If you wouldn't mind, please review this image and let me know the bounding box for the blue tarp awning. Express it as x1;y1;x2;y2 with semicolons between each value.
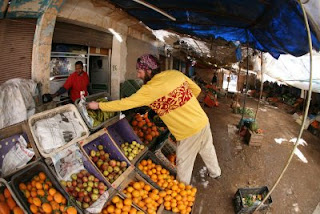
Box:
108;0;320;58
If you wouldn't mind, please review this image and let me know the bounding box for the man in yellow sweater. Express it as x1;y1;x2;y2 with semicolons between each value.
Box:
88;54;221;184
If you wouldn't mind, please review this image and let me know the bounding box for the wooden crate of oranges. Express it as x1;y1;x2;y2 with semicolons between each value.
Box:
118;171;165;214
136;152;196;214
11;161;80;214
100;192;145;214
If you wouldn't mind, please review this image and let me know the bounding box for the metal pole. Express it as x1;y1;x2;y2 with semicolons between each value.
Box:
254;52;264;121
253;0;314;212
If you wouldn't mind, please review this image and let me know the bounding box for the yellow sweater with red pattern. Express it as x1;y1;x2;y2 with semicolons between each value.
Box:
99;70;209;141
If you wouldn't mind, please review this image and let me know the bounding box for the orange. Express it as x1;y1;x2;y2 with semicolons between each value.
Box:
46;181;53;187
61;197;67;204
172;207;179;213
0;194;5;202
137;201;145;208
7;197;16;210
114;208;122;214
127;186;134;193
39;172;46;181
31;181;36;188
129;207;137;214
111;195;120;204
106;205;115;213
186;185;192;190
115;202;123;209
29;204;38;213
12;207;24;214
132;182;141;190
50;201;59;210
42;203;52;213
60;205;66;212
27;197;33;204
19;183;27;191
47;195;53;202
138;181;145;188
33;197;41;207
48;188;56;196
191;187;197;193
132;190;140;198
124;198;132;206
3;188;11;198
35;182;42;190
37;189;45;197
53;193;63;203
66;206;77;214
43;184;49;190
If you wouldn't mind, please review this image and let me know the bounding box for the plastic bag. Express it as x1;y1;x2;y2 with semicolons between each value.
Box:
78;91;94;127
0;78;37;129
34;111;85;154
1;135;35;176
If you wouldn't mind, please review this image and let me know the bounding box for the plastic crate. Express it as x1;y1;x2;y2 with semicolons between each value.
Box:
107;118;148;164
74;92;120;132
135;151;176;190
117;170;163;213
0;178;27;213
28;104;90;158
10;160;82;214
79;129;134;189
45;146;113;212
0;121;41;179
234;186;272;214
154;139;177;174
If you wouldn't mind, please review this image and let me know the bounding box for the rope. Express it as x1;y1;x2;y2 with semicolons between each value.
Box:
253;0;313;212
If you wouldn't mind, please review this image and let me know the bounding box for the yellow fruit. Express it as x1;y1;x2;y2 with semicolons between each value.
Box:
112;196;120;204
133;182;141;190
124;198;132;206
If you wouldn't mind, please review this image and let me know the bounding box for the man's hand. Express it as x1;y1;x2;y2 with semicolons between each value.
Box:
87;101;100;110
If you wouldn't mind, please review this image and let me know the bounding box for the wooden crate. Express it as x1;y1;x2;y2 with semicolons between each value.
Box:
28;104;90;158
245;130;263;147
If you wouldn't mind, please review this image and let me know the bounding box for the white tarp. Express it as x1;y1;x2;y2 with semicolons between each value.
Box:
263;51;320;93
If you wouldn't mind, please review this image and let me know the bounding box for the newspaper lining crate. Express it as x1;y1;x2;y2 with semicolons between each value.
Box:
0;178;27;213
28;104;90;158
0;121;41;178
154;139;177;174
79;129;134;189
135;151;177;191
45;145;113;212
74;92;120;132
10;160;82;214
107;118;148;164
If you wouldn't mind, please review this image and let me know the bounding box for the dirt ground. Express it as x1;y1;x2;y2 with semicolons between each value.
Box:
191;94;320;214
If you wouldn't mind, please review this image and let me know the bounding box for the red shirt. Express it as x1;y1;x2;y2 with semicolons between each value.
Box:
64;71;89;102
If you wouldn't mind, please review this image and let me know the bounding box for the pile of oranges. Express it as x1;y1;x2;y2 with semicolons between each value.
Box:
122;180;166;214
138;159;196;214
18;172;77;214
131;113;160;144
0;187;24;214
101;195;144;214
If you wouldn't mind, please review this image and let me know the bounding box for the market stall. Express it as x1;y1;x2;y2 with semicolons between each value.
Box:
0;102;194;214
